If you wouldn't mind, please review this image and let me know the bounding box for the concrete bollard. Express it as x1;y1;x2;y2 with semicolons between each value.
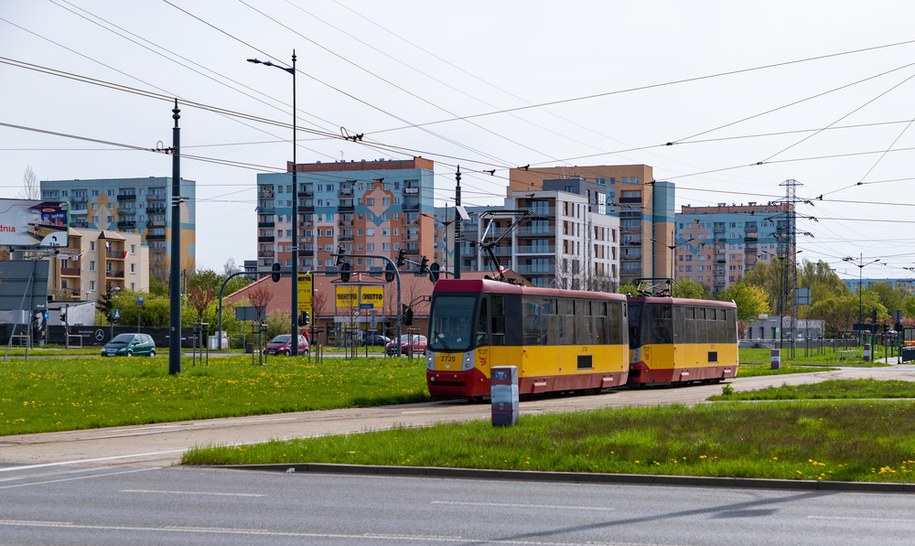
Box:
864;343;871;362
770;348;780;370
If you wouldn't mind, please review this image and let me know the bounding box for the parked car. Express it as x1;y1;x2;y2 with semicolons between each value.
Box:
363;333;391;347
101;333;156;357
264;334;309;356
385;334;427;356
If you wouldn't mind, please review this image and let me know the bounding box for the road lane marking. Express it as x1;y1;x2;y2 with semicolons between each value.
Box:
0;468;155;490
432;500;615;511
121;489;266;497
809;515;915;524
0;449;185;472
0;519;643;544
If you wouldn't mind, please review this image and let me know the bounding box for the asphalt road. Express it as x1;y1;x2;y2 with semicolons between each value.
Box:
2;466;914;545
2;365;915;469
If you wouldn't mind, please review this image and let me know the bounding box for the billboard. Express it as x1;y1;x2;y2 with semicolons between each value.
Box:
0;260;50;311
0;198;69;247
335;285;384;310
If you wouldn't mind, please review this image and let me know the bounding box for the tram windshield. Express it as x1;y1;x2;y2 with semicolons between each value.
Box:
428;295;477;352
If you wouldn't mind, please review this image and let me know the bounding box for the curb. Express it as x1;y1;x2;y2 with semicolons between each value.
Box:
205;463;915;494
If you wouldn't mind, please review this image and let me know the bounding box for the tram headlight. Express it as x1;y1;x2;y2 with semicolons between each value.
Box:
426;354;434;370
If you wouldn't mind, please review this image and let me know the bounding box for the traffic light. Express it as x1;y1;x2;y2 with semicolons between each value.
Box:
271;262;281;282
340;262;352;282
428;262;440;283
335;245;345;266
401;304;413;326
298;310;310;326
396;248;406;268
419;255;429;274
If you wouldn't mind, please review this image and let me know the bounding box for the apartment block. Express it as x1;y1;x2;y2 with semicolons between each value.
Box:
509;164;673;285
255;158;435;274
675;202;793;293
40;177;196;283
49;228;149;302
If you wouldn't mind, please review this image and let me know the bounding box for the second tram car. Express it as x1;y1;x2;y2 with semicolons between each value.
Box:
626;296;739;385
426;279;630;399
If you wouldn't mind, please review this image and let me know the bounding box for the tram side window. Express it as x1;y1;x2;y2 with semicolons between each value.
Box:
559;299;575;345
522;297;545;344
491;295;507;345
575;300;594;345
476;298;489;346
726;308;737;342
651;304;673;344
544;298;560;345
609;301;625;345
695;307;708;344
594;301;608;345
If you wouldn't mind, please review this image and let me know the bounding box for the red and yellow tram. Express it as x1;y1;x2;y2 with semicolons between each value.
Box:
425;279;739;399
425;279;630;399
626;296;739;385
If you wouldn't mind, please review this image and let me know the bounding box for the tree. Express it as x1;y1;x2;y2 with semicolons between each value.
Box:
720;283;770;322
186;284;215;324
672;278;709;299
19;166;39;200
868;282;907;317
903;295;915;320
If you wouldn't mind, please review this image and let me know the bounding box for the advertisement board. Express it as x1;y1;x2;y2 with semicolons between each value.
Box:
0;198;69;247
335;285;384;310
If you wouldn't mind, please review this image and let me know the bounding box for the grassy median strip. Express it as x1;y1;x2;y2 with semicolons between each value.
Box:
711;379;915;400
183;399;915;483
0;355;429;435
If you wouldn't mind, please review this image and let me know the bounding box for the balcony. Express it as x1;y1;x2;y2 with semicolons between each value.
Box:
106;249;126;259
338;200;354;212
402;201;419;212
149;220;166;228
257;250;274;258
117;193;136;201
298;190;314;199
60;267;81;276
515;245;555;254
117;220;136;229
338;218;353;227
106;270;125;279
403;187;419;195
258;235;275;243
146;233;166;241
338;188;353;197
258;220;275;228
147;205;166;214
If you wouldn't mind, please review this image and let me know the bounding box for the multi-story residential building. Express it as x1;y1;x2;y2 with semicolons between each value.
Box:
40;177;196;283
49;228;149;302
509;164;674;285
675;202;794;293
255;158;435;275
457;184;619;289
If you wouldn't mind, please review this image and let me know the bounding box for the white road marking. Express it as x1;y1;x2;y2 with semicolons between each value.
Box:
0;519;648;544
809;515;915;524
121;489;265;498
0;449;185;472
0;468;155;490
432;500;615;511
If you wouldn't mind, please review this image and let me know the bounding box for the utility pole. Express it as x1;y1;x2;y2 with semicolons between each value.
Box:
168;99;182;375
453;165;462;279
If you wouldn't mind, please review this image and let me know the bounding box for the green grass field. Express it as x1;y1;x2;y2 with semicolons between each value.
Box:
0;355;429;435
182;397;915;483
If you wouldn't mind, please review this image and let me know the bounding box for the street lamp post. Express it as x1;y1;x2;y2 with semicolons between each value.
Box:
843;254;880;323
249;50;299;356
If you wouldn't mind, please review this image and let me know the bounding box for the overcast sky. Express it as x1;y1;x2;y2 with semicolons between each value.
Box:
2;0;914;281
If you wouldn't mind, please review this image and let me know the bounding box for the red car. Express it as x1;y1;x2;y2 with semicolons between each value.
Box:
385;334;427;356
264;334;309;356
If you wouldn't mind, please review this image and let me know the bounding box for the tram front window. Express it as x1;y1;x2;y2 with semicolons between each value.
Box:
428;295;477;352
